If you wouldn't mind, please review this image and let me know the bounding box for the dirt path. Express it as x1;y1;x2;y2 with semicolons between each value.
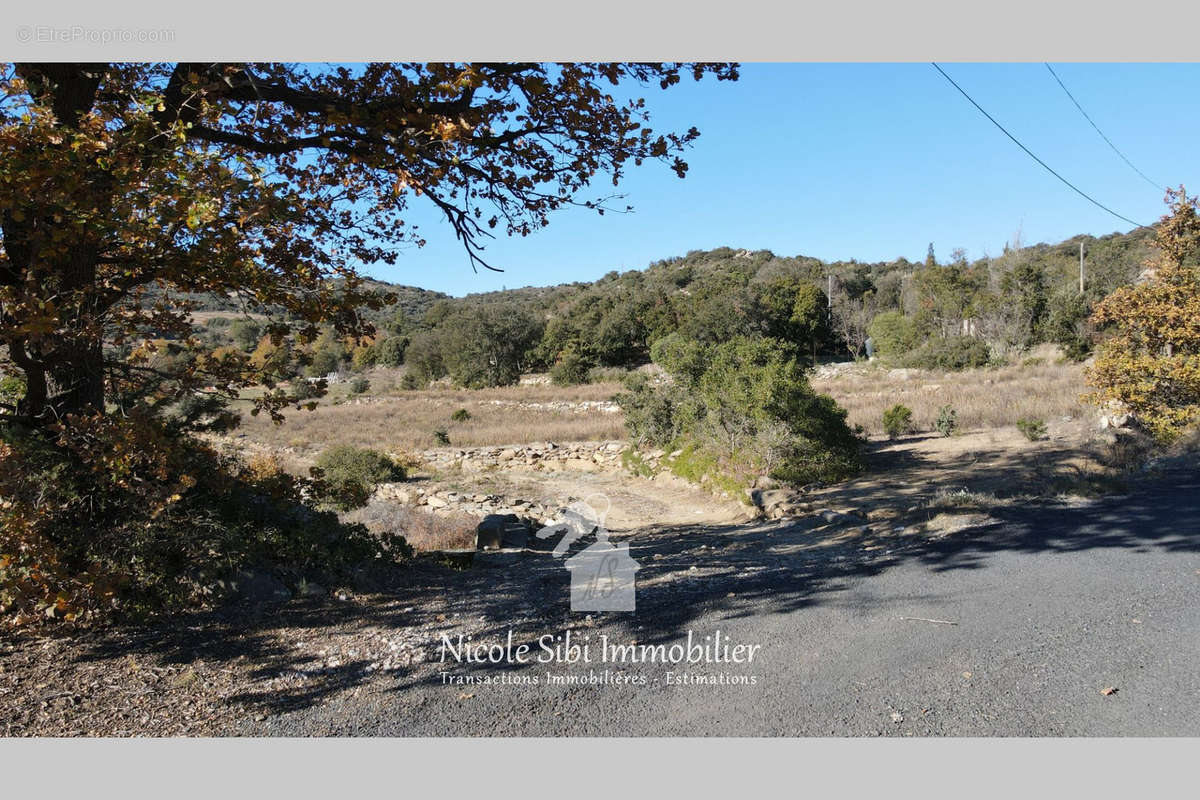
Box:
483;468;751;531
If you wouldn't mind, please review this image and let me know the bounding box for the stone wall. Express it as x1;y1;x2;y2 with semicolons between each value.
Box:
415;440;627;474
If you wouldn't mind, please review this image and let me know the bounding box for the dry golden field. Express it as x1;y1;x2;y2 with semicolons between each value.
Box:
812;349;1090;436
230;369;627;456
217;351;1132;553
227;350;1095;460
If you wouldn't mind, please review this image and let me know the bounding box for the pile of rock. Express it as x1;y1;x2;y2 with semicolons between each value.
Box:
373;482;561;525
1097;401;1135;430
483;399;621;414
417;440;627;474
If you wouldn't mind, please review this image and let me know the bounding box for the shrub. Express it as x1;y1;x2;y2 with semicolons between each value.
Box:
903;336;992;370
1087;190;1200;442
1016;417;1047;441
935;405;957;437
374;334;409;367
291;379;325;400
313;445;406;511
402;329;448;385
0;418;409;624
867;311;920;359
305;333;348;378
400;372;424;390
550;347;591;385
619;372;692;447
345;500;475;552
621;447;657;478
883;404;914;438
619;335;861;487
437;304;544;388
348;376;370;394
1046;291;1094;361
450;408;472;422
432;427;451;446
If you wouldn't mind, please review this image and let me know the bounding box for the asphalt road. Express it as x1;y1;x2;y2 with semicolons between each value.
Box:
259;467;1200;736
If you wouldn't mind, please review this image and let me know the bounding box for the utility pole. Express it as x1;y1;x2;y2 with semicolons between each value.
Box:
827;272;833;309
1079;241;1085;294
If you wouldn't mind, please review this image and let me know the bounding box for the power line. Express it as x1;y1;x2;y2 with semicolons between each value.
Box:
1044;63;1164;193
930;62;1147;229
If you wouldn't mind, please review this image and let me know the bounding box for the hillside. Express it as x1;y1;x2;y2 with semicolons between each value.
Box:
176;223;1160;390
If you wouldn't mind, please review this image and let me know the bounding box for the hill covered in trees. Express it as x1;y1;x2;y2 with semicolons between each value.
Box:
186;225;1157;388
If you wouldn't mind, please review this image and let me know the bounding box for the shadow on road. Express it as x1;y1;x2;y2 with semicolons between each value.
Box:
56;462;1200;717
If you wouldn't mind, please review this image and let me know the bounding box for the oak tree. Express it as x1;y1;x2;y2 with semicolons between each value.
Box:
0;62;738;430
1087;188;1200;441
0;62;736;620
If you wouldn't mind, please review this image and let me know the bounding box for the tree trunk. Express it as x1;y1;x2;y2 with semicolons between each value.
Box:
3;64;108;427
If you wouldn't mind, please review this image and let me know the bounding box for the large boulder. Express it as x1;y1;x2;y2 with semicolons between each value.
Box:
476;514;530;550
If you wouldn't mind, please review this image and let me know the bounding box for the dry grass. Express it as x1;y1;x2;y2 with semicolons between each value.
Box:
812;350;1091;437
228;351;1094;461
189;310;269;325
344;499;477;552
230;370;626;455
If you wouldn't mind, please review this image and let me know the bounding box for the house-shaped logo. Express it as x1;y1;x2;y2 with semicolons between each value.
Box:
565;531;640;612
536;494;640;612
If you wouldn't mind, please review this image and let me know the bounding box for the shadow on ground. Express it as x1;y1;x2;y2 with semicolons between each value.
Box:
46;457;1200;719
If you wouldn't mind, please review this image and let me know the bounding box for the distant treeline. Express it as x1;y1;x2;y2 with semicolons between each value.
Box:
189;226;1158;386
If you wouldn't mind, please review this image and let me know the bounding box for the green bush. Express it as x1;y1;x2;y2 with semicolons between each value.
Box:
291;379;324;400
1046;291;1094;361
619;335;861;487
621;447;657;478
399;372;423;390
348;376;370;394
313;445;406;510
935;405;957;437
619;372;692;447
374;334;409;367
401;330;446;385
867;311;920;358
450;408;471;422
432;427;451;446
903;336;991;371
550;347;591;385
883;404;914;438
1016;417;1047;441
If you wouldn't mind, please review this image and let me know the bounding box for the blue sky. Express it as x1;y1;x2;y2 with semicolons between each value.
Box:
365;63;1198;297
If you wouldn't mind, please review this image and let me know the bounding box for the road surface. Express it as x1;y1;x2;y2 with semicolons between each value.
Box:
248;467;1200;736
